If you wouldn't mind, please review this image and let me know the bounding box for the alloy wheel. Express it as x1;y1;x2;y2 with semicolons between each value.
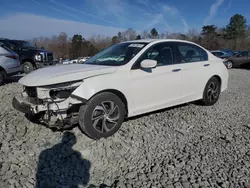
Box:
91;101;120;133
207;81;219;103
24;65;30;73
227;61;233;69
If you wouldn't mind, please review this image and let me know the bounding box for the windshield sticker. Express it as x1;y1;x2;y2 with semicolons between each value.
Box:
128;44;145;48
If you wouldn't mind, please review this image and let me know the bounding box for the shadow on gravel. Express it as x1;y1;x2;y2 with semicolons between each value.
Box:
4;74;23;84
35;132;91;188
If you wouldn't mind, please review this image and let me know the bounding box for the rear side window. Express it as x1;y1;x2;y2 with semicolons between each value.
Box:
174;42;208;64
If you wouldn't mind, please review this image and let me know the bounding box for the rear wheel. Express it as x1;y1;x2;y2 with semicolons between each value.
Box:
22;62;34;74
79;92;126;139
0;71;6;86
200;77;221;106
227;61;233;69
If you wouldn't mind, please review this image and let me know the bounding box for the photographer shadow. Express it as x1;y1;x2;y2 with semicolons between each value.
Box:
35;132;91;188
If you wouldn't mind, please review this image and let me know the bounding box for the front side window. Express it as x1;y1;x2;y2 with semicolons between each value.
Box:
175;42;208;64
21;41;36;48
85;42;148;66
132;42;174;69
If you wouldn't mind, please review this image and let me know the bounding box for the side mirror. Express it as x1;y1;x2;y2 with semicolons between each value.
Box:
140;59;157;69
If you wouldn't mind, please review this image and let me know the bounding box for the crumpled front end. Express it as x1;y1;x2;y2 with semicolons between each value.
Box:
12;81;86;129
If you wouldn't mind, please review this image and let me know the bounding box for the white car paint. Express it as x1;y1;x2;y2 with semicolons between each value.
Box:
14;39;228;121
0;45;21;75
19;64;117;86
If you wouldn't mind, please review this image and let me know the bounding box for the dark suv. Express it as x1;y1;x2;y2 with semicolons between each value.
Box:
0;38;55;74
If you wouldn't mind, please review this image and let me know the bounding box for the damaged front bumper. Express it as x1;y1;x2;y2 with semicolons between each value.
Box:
12;96;33;114
12;93;85;129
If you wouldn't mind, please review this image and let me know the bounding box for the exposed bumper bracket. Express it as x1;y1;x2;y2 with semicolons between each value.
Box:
12;96;32;114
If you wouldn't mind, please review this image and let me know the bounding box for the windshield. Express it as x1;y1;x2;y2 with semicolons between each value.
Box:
20;41;36;48
85;42;148;66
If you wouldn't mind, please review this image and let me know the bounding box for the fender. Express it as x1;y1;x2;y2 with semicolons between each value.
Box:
71;73;131;110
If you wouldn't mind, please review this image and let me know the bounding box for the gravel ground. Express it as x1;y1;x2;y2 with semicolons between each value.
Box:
1;69;250;188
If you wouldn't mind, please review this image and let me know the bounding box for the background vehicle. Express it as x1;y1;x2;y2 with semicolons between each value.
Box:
77;57;91;64
210;50;228;58
0;38;54;74
224;50;250;68
0;43;21;85
12;39;228;139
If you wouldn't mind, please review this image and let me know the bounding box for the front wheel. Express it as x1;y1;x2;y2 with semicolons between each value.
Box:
78;92;126;139
200;77;221;106
22;62;34;74
227;61;233;69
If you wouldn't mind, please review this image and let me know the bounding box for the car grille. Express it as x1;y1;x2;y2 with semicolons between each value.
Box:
47;53;53;61
40;52;53;62
25;87;37;97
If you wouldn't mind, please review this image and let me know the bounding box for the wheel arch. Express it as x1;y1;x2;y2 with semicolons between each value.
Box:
0;66;7;77
209;75;222;91
21;58;35;65
212;75;221;85
89;89;129;117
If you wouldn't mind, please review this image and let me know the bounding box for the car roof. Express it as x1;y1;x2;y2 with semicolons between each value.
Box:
122;39;205;46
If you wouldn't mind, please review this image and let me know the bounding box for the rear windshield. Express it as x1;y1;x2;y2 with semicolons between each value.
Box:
0;42;14;52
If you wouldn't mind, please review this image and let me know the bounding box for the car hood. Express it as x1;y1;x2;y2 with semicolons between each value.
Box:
19;64;118;87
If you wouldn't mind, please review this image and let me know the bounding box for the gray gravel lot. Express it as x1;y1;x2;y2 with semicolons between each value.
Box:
0;69;250;188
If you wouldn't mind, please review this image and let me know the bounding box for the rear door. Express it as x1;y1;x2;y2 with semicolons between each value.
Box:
172;42;212;103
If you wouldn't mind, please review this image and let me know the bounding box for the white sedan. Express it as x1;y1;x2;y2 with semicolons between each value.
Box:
12;39;228;139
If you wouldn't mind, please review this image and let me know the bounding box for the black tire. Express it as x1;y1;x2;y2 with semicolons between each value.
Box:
22;62;34;74
227;60;234;69
0;71;5;86
200;77;221;106
79;92;126;139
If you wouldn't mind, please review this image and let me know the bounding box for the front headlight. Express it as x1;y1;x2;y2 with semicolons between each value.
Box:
49;88;76;99
35;54;42;61
49;81;83;99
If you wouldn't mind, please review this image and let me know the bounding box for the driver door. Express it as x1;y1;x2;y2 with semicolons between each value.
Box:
129;42;183;116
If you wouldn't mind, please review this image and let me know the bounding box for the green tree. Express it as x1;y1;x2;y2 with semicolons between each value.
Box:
224;14;247;39
201;25;218;49
150;28;158;38
117;32;122;42
201;25;217;36
111;36;118;44
179;34;188;40
71;34;83;59
135;35;141;40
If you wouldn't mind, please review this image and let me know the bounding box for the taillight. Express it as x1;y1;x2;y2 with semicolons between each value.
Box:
5;55;18;60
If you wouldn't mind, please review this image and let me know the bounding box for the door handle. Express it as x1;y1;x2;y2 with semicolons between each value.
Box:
203;64;210;67
172;68;181;72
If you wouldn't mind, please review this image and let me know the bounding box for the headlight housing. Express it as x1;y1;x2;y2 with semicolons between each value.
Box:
49;87;77;99
35;54;42;61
